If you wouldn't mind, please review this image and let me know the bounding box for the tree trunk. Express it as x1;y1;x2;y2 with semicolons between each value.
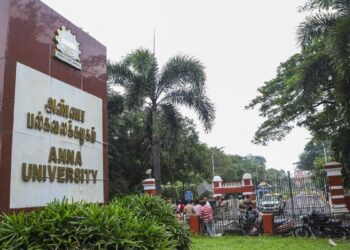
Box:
151;107;161;193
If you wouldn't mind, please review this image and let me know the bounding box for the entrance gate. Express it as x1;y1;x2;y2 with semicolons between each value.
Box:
209;173;349;235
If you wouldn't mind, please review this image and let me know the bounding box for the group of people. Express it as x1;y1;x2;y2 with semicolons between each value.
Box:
172;196;228;236
172;198;207;219
238;195;253;210
169;195;257;236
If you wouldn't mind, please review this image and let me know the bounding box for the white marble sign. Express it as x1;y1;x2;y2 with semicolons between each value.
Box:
10;62;104;208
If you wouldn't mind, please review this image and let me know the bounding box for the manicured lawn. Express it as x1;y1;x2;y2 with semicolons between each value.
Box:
191;236;350;250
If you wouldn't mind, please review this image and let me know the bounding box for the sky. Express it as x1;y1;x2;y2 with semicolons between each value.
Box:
41;0;310;174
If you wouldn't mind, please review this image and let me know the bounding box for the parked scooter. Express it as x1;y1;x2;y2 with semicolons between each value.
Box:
294;211;348;239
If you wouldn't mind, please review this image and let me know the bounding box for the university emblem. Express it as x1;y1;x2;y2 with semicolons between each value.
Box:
54;26;81;70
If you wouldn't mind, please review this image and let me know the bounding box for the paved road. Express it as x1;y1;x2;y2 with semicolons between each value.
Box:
284;192;330;216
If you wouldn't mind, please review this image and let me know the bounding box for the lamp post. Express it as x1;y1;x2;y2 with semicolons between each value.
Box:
211;147;225;177
321;142;328;163
183;163;187;201
305;138;328;163
211;153;215;177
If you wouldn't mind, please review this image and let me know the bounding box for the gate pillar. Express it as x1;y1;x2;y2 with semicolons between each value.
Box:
263;214;274;235
141;178;157;196
324;162;349;213
242;173;256;207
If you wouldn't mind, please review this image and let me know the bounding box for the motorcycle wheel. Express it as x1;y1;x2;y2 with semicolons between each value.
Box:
294;226;310;238
330;226;347;240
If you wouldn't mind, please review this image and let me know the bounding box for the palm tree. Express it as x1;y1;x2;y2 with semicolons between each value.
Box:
297;0;350;47
297;0;350;121
297;0;350;186
108;48;215;192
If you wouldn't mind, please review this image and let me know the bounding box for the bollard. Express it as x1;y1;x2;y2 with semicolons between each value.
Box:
188;214;200;235
263;214;274;235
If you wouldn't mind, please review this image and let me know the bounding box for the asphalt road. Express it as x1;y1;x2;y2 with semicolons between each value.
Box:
284;192;330;216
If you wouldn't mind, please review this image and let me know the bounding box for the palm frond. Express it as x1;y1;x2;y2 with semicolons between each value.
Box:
159;103;183;145
300;0;335;11
333;0;350;15
124;75;149;110
107;61;134;86
124;49;157;74
157;55;206;98
123;48;158;94
108;61;146;109
161;89;215;132
297;13;338;47
300;0;350;14
109;49;159;110
328;16;350;79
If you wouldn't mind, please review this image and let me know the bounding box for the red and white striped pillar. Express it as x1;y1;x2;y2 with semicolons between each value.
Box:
242;173;256;207
141;178;157;196
324;161;349;213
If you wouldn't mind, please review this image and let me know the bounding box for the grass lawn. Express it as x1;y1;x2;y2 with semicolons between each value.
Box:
191;236;350;250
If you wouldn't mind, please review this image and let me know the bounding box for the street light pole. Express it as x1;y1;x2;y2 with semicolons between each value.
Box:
321;142;328;163
306;138;328;164
211;147;225;178
211;153;215;177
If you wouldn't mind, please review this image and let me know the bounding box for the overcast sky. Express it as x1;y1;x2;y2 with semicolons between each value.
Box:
42;0;310;174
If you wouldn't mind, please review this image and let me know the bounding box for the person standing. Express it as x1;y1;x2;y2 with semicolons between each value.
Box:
177;200;184;215
217;197;228;208
200;200;215;236
193;199;202;216
183;201;194;222
184;201;194;216
203;196;211;207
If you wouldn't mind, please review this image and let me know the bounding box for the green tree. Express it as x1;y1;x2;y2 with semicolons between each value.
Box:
212;154;268;181
108;91;151;196
297;140;331;171
246;0;350;187
108;50;215;191
311;156;328;180
265;168;287;180
159;117;212;184
108;90;213;197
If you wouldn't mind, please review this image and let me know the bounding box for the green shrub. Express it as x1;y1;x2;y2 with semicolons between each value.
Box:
0;195;190;249
118;195;191;250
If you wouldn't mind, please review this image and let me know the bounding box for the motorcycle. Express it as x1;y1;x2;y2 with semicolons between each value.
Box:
238;208;259;235
294;211;348;239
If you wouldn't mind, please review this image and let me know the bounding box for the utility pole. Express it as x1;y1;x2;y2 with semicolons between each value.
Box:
321;142;328;163
306;138;328;164
211;147;225;178
211;153;215;178
153;28;156;55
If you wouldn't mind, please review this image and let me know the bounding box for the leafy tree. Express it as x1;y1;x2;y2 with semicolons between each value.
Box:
108;92;151;196
209;147;227;178
108;49;215;191
107;88;285;197
159;117;212;185
297;140;331;171
311;156;328;180
211;153;269;182
246;0;350;187
265;168;287;180
108;88;214;196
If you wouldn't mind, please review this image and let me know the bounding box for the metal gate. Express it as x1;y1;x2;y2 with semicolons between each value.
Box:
255;174;330;218
208;174;350;236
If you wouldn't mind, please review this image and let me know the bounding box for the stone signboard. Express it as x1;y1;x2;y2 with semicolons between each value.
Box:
0;0;108;213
